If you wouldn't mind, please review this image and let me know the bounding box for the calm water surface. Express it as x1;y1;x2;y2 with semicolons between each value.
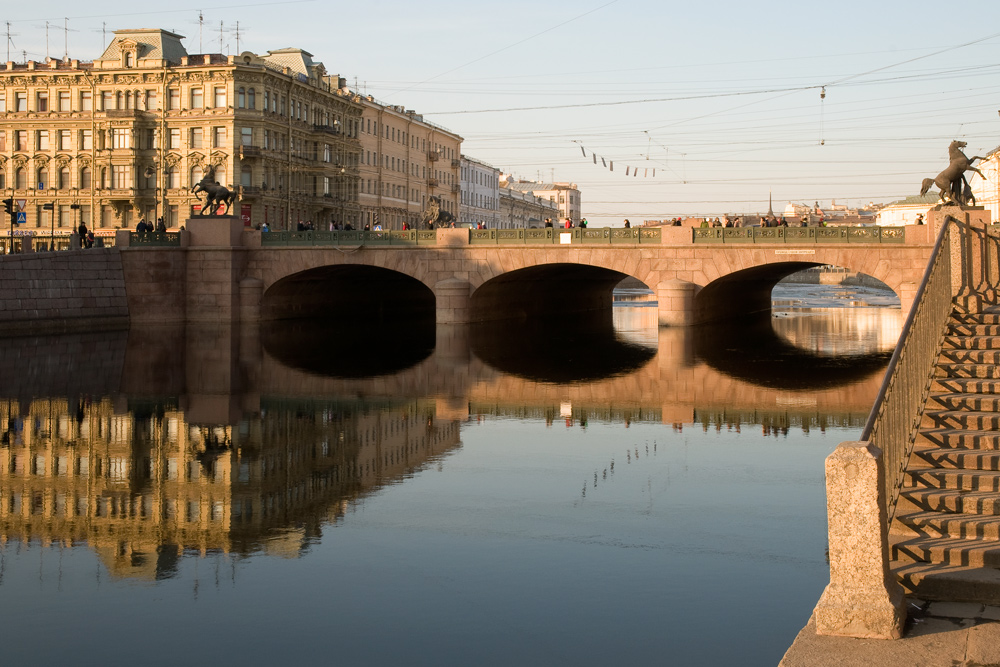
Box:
0;284;901;666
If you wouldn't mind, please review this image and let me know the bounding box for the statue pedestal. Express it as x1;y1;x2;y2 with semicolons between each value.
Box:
185;216;244;247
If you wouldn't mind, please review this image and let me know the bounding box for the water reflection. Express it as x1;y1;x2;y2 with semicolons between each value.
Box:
0;290;895;581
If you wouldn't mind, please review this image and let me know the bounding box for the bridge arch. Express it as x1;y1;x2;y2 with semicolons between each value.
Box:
261;264;435;322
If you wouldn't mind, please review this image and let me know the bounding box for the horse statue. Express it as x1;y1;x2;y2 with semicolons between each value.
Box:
920;140;985;206
192;165;237;215
420;195;455;228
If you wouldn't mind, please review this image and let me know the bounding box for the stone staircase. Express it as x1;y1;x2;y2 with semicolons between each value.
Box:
891;310;1000;604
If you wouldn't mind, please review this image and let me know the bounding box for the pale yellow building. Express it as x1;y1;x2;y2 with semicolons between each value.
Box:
0;28;363;235
502;177;581;224
970;146;1000;224
357;96;462;230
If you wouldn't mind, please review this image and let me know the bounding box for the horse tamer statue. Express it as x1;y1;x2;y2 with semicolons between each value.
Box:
191;165;237;215
920;140;985;207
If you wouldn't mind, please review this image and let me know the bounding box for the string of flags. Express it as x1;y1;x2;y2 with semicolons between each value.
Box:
578;144;655;178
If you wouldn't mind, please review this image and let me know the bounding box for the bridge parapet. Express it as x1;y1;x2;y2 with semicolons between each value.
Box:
693;225;906;244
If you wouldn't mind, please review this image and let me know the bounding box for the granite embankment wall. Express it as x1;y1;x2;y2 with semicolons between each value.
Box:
0;249;129;334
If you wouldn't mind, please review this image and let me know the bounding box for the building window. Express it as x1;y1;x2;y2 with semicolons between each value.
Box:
169;128;180;149
81;129;92;150
241;165;252;187
112;165;131;189
0;93;5;112
80;167;92;189
191;88;203;109
15;167;26;189
101;90;113;110
124;51;134;67
80;90;92;111
238;87;245;108
58;168;70;189
263;129;269;149
146;90;158;110
191;166;203;188
324;144;331;162
190;128;203;149
15;92;27;111
241;127;252;146
112;128;130;149
15;130;27;151
214;86;226;108
0;131;4;151
37;167;47;189
36;91;48;112
58;90;71;111
37;130;50;151
168;88;179;110
213;127;226;148
166;167;179;189
58;129;71;150
247;88;256;109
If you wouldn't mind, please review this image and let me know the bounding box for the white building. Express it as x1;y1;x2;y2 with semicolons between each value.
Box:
875;194;939;226
970;145;1000;224
459;155;500;228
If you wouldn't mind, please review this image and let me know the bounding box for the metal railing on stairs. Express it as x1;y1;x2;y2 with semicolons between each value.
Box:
814;212;994;639
863;219;958;522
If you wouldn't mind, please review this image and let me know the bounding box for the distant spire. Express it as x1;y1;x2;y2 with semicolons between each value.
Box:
768;190;774;217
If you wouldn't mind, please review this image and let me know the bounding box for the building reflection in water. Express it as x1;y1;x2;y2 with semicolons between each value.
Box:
0;396;461;580
0;287;896;580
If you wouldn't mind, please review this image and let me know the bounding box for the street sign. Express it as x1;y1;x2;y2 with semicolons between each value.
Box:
16;212;27;224
15;199;26;211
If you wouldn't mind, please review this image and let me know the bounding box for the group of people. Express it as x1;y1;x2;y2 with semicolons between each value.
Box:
543;218;589;228
76;223;95;249
135;218;167;233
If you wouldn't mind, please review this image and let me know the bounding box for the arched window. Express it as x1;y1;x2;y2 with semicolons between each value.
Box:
247;88;256;110
191;166;203;188
124;51;134;68
166;167;179;189
125;91;133;109
0;170;5;190
238;87;246;109
15;167;26;190
100;167;109;189
58;167;70;189
116;91;123;109
36;167;47;189
80;166;91;189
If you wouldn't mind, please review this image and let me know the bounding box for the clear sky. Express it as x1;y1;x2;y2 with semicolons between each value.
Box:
6;0;1000;225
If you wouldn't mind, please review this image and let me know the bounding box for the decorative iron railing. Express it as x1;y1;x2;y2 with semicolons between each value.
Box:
260;227;662;247
692;225;905;243
861;219;957;521
129;232;181;247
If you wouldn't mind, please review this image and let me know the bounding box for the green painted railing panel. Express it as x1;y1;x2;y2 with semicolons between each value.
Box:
693;225;905;244
130;231;181;246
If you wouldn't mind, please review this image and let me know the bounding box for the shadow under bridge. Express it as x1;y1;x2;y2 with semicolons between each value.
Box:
471;262;637;323
261;265;435;322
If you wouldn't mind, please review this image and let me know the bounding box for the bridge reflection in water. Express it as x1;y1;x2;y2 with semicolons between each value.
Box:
0;294;898;580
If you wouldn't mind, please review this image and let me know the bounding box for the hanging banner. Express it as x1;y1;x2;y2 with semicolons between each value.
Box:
241;204;252;227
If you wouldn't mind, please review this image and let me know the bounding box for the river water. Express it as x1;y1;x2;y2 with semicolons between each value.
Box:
0;283;900;666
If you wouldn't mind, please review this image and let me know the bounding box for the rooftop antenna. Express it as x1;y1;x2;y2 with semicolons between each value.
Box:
199;11;204;53
234;21;240;53
45;21;50;60
5;22;17;63
63;18;67;60
219;20;224;54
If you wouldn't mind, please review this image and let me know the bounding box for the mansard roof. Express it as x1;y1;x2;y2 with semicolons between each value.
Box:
96;29;188;65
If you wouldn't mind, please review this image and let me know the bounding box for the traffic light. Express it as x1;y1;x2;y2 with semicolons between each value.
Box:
1;198;12;215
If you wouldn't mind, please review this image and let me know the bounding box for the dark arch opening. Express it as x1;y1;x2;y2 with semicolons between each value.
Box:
695;262;899;324
262;265;435;322
260;265;435;377
471;263;629;323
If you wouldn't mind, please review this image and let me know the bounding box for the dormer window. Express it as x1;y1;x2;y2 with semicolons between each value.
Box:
119;40;139;68
125;51;134;67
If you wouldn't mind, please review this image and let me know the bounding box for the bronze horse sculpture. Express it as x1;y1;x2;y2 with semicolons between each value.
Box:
192;166;237;215
920;140;985;206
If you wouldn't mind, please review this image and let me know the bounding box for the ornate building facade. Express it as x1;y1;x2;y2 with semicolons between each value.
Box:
0;28;363;233
357;96;462;230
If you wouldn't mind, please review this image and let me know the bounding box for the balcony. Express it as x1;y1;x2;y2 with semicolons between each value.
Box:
313;124;341;136
427;178;439;188
240;145;261;158
239;186;263;197
103;109;148;119
451;159;460;168
427;151;439;161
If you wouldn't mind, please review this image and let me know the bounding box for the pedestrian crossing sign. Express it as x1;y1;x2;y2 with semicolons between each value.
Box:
16;212;26;224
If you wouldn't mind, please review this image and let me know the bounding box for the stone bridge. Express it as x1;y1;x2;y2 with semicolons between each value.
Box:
115;217;953;329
